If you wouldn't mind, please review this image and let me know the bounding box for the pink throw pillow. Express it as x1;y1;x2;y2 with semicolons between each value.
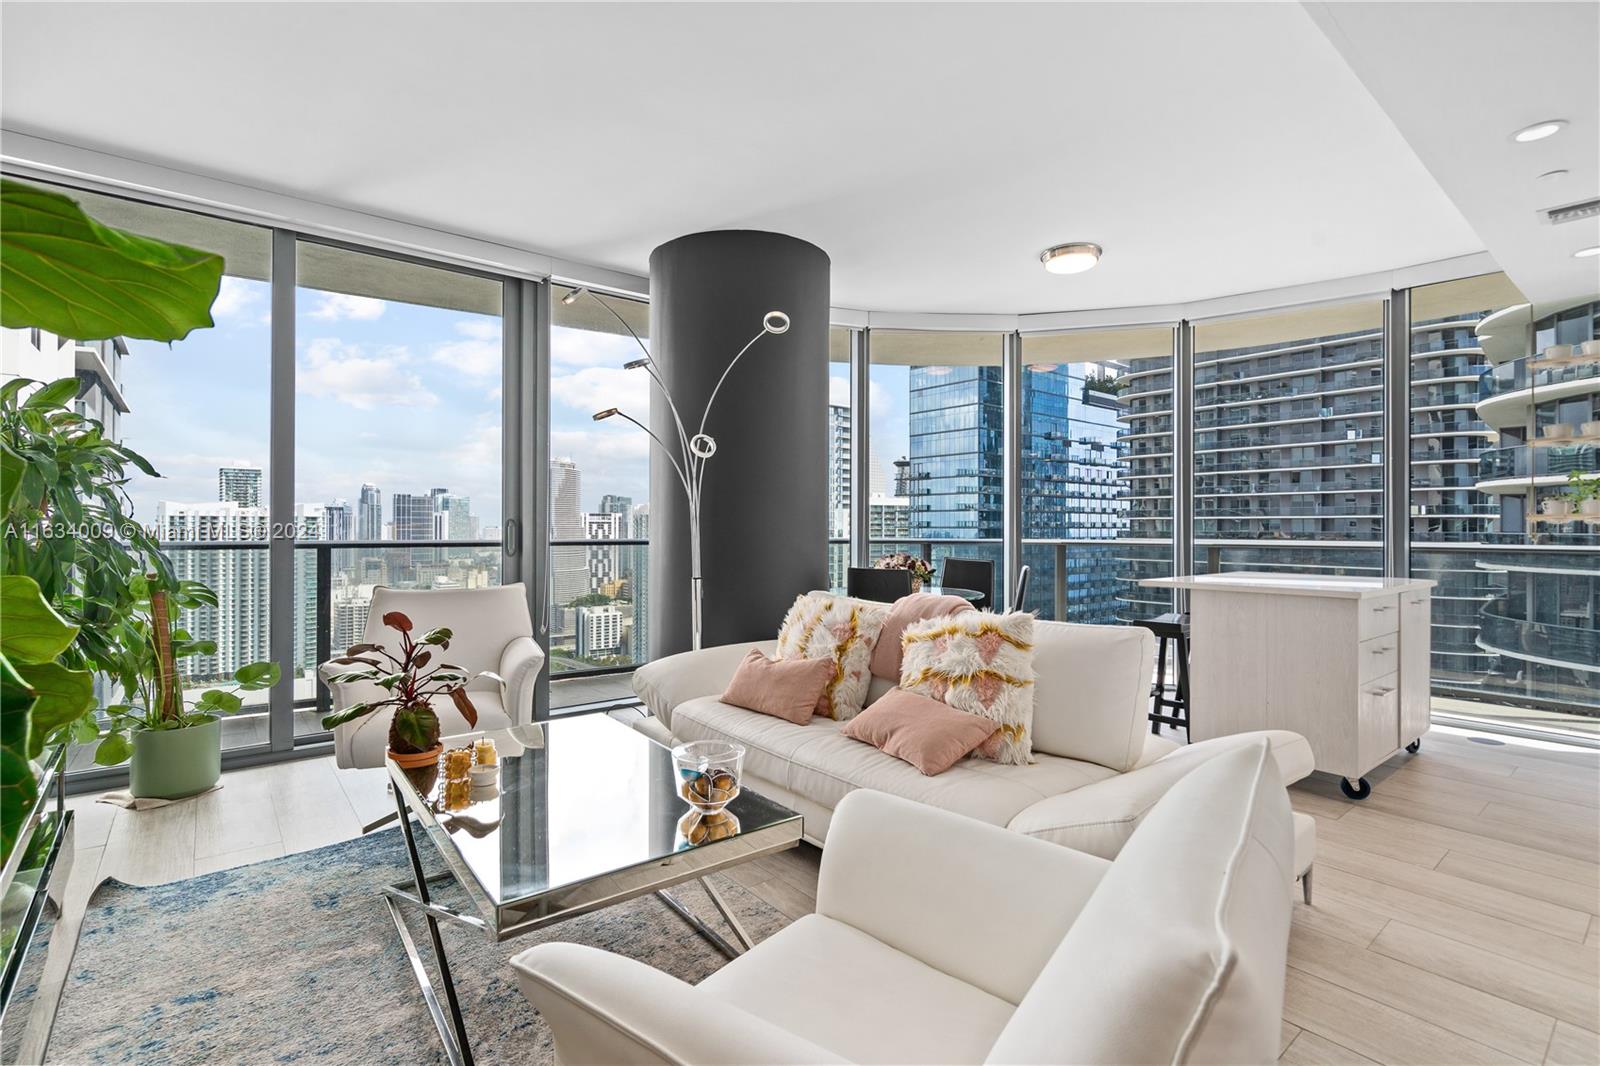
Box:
840;687;1001;775
721;648;836;725
868;593;976;681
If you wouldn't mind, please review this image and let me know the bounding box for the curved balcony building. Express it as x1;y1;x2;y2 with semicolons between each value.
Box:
1466;300;1600;714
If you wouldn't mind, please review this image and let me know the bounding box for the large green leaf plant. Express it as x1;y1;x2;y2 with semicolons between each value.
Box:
0;179;228;863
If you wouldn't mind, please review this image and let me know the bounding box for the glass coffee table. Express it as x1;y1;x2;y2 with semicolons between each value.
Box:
384;714;802;1066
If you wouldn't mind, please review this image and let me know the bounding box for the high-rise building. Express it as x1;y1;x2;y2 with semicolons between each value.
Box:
392;493;437;541
576;603;624;659
828;404;851;539
549;458;588;608
1463;299;1599;714
599;494;632;515
628;502;649;540
217;466;263;508
0;329;129;440
867;494;910;539
902;362;1125;621
158;500;270;679
433;492;477;540
357;483;383;540
325;499;353;541
584;511;627;588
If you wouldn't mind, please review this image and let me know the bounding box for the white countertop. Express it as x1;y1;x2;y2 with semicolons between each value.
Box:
1139;571;1435;599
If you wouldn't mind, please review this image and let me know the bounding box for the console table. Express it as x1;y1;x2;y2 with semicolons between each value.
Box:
1140;572;1434;799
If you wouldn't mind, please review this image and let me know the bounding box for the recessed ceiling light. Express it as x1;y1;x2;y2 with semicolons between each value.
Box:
1511;119;1566;143
1575;246;1600;258
1041;242;1102;275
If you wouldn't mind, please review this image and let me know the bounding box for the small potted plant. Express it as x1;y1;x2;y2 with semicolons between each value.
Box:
320;611;491;767
874;551;935;591
1540;492;1575;519
1568;471;1600;518
93;578;281;799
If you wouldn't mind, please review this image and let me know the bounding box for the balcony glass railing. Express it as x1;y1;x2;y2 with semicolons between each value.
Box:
1478;444;1600;482
1480;354;1600;399
547;538;648;680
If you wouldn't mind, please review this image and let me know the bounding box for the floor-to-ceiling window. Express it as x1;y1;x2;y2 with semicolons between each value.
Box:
1192;299;1386;583
1018;325;1173;622
1418;279;1599;735
546;289;651;704
8;187;279;767
868;331;1005;604
293;242;505;737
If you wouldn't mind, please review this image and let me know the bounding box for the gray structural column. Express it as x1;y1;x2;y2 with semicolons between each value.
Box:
648;231;831;654
1383;288;1412;579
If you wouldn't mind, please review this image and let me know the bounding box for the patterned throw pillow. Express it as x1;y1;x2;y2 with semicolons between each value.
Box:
775;593;888;721
899;611;1037;765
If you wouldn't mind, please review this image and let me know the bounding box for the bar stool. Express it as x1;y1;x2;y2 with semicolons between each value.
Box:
1134;612;1191;736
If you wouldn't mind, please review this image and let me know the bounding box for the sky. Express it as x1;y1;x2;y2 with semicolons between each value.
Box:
123;276;505;530
120;276;919;532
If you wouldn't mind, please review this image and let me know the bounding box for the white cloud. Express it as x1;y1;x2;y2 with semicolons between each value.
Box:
309;293;386;321
829;375;850;407
456;319;500;341
298;337;438;410
431;338;500;378
869;379;892;416
210;277;262;319
550;366;650;417
551;325;644;370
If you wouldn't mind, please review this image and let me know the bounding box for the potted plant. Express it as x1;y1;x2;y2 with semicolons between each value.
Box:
874;551;935;591
1568;471;1600;517
1;178;224;857
90;577;280;798
320;611;490;767
1540;493;1575;518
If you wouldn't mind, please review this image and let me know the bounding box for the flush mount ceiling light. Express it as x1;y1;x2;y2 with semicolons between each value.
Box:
1040;242;1102;275
1575;246;1600;258
1511;119;1566;143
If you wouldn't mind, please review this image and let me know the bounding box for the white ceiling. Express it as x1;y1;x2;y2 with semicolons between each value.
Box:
0;2;1553;315
1307;2;1600;314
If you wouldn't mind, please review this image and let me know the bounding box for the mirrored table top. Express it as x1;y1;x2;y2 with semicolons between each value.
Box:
388;714;802;937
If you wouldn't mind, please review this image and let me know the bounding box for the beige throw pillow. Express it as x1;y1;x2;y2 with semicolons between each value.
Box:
775;593;887;721
899;610;1037;765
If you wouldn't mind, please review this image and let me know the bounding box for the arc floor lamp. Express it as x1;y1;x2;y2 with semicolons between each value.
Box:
568;287;790;651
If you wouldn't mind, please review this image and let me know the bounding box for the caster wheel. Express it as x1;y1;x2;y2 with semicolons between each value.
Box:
1406;739;1421;754
1340;776;1372;801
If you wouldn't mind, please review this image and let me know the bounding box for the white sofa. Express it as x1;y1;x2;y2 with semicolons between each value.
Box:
513;741;1296;1065
625;605;1314;869
319;584;545;769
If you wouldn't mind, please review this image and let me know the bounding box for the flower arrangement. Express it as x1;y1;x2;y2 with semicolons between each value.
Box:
874;552;935;586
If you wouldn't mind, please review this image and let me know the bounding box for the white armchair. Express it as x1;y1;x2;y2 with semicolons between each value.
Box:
319;583;544;769
512;741;1295;1066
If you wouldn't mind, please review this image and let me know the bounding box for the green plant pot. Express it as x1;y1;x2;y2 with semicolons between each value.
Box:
130;716;222;799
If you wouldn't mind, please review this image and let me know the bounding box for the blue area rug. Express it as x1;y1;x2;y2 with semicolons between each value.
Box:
38;830;792;1064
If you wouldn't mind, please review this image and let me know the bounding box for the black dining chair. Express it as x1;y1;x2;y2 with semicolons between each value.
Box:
941;557;994;611
1007;564;1031;614
847;566;912;603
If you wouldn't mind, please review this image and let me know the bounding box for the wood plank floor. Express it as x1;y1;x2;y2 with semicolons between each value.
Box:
60;724;1599;1065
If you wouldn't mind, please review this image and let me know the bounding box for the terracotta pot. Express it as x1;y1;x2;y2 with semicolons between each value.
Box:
389;742;443;769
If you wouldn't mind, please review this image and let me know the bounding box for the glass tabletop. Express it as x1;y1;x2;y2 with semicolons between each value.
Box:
388;715;802;934
828;584;984;602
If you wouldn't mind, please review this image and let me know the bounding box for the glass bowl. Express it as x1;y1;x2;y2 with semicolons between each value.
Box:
672;740;745;814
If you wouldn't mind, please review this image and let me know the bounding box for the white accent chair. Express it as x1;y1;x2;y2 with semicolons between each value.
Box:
319;583;544;770
512;740;1295;1066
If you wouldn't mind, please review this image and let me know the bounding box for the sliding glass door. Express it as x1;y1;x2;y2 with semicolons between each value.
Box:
292;241;506;738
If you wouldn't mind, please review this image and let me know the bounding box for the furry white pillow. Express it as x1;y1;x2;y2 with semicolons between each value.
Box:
899;610;1037;765
775;593;888;721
